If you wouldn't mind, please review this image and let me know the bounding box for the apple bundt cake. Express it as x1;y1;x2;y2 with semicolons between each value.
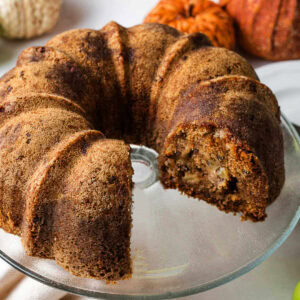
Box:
0;22;284;280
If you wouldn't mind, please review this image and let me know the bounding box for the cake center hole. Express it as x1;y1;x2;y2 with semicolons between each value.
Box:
130;145;159;189
132;160;153;184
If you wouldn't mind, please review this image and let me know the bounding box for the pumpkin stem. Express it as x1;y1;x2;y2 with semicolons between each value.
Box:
188;2;194;17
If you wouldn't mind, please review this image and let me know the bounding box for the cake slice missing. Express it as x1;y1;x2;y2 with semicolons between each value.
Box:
159;124;269;221
158;76;284;222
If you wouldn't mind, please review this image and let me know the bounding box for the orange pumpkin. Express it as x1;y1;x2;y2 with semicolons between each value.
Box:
144;0;236;50
221;0;300;60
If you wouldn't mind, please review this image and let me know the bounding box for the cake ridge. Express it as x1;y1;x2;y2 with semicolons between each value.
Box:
23;132;132;280
0;92;88;126
0;113;93;236
17;45;74;66
150;32;212;108
100;21;132;138
23;130;105;258
173;74;280;121
150;47;260;150
46;25;131;139
101;21;128;99
0;48;97;116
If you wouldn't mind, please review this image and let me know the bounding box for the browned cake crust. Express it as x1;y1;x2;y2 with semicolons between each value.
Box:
158;76;284;221
23;133;132;280
0;22;284;280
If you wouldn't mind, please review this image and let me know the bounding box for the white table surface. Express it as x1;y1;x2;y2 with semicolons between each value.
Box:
0;0;299;299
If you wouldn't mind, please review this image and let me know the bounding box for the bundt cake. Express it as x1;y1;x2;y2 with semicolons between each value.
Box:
0;22;284;281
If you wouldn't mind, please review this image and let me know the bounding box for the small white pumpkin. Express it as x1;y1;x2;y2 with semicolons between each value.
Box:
0;0;62;39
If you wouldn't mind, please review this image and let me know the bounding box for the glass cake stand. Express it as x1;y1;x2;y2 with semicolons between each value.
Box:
0;113;299;299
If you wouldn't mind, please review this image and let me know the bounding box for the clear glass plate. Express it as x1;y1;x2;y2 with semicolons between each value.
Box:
0;113;299;299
